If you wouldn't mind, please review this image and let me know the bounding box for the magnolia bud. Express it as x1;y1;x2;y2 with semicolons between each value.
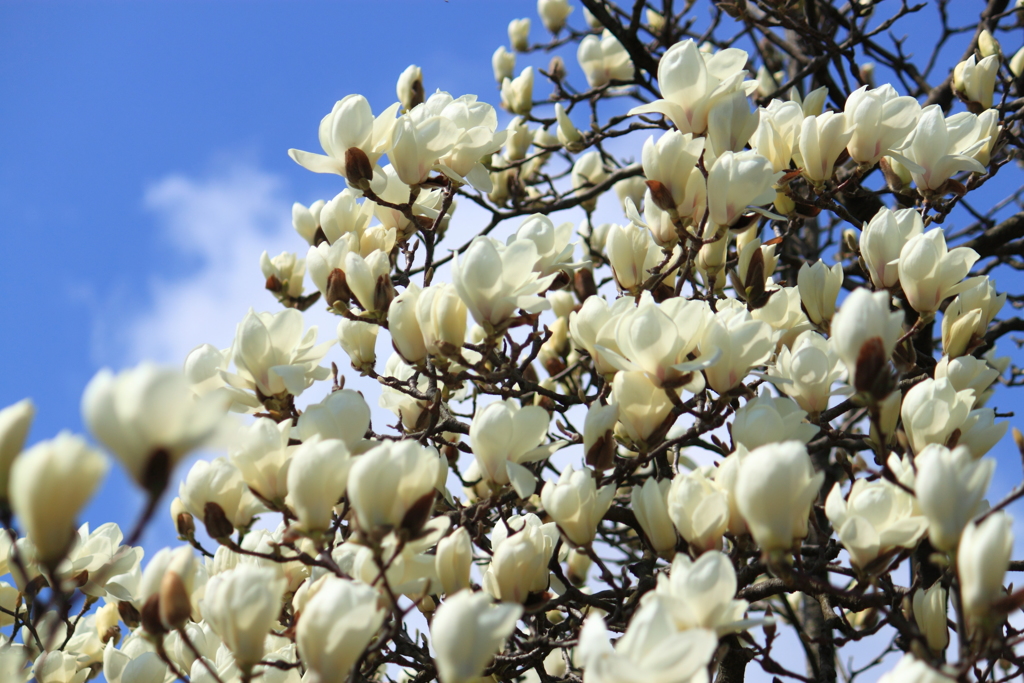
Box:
631;477;677;557
555;103;584;152
9;433;107;569
566;548;592;585
337;319;378;373
95;602;121;645
538;0;573;34
830;289;903;397
0;399;33;502
347;440;442;539
912;583;949;653
436;527;473;596
492;46;516;84
583;402;618;471
797;260;843;326
389;283;428;365
396;64;424;110
297;576;386;683
958;512;1013;623
508;18;531;51
286;438;352;536
170;496;195;539
978;29;1001;58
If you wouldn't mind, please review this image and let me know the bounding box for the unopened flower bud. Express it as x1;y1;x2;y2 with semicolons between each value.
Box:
396;64;424;111
435;527;472;596
978;29;1001;58
508;18;531;52
492;46;516;84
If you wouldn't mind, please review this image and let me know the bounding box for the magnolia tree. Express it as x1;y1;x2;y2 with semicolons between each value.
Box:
5;1;1024;682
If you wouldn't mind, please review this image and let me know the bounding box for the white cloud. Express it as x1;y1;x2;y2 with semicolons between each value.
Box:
126;164;304;366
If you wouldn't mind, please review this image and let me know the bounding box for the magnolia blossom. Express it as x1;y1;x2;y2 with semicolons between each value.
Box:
641;131;706;218
577;30;633;88
492;46;516;84
699;306;774;395
611;371;675;447
799;111;852;183
347;440;443;538
576;601;717;683
538;0;573;33
628;39;754;135
571;151;609;211
452;236;555;332
287;94;399;189
824;479;928;569
652;551;757;635
225;308;334;398
829;289;904;395
482;514;558;603
942;277;1005;357
605;222;661;292
631;477;677;557
900;377;975;454
179;457;263;535
735;441;824;554
860;207;924;290
469;400;562;498
82;363;227;491
285;438;352;535
953;54;999;109
501;67;534;115
667;468;729;553
898;229;979;314
844;84;919;167
914;444;994;551
202;565;286;674
431;590;522;683
877;656;956;683
387;107;459;187
9;433;107;567
706;150;782;228
336;319;378;373
297;576;385;683
540;465;615;547
900;105;989;193
508;18;530;51
766;331;845;416
297;389;371;451
731;390;818;450
958;512;1013;623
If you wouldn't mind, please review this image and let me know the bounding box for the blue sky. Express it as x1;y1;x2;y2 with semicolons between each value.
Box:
2;1;1023;678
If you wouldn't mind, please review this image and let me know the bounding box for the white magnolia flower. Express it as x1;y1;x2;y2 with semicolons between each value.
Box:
452;236;555;333
83;363;227;490
431;590;522;683
482;514;558;603
667;468;729;553
202;565;286;675
859;207;924;290
540;465;615;547
10;433;107;567
824;479;927;569
914;444;994;551
898;229;979;314
288;94;399;189
830;289;903;395
297;576;385;683
577;30;633;88
735;441;824;554
0;399;34;501
652;551;757;635
730;389;818;450
470;400;563;498
629;39;754;136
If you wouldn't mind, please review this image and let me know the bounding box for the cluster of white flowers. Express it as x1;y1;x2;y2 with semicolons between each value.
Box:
4;2;1024;682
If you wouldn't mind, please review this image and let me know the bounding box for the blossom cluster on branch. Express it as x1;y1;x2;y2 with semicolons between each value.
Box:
5;1;1024;682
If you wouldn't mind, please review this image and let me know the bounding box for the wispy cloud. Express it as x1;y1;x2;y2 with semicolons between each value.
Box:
124;164;302;366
